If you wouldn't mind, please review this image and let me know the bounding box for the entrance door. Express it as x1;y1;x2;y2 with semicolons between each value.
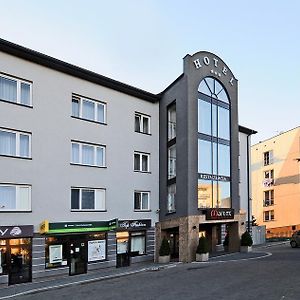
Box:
69;239;87;276
116;232;130;268
169;231;179;259
8;238;32;285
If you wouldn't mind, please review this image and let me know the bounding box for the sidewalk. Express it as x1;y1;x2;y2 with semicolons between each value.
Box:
0;261;177;299
0;247;275;299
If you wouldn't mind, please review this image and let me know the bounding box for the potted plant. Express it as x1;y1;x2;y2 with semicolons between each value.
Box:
223;233;229;252
240;231;253;253
196;236;209;262
158;237;170;263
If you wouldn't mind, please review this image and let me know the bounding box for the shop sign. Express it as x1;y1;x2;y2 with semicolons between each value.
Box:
199;173;230;182
206;208;234;220
40;219;118;234
118;219;151;230
0;225;33;238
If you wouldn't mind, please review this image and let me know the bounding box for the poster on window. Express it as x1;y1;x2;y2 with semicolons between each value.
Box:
49;244;63;264
88;240;106;262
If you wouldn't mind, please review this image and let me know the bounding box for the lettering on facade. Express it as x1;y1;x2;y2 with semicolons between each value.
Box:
0;225;33;238
206;208;234;220
193;56;235;86
118;220;151;230
199;173;230;182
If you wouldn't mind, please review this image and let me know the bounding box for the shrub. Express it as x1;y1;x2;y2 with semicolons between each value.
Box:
240;231;253;246
196;236;209;254
159;237;170;256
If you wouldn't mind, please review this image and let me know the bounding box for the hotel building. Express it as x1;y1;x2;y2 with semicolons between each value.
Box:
0;38;255;285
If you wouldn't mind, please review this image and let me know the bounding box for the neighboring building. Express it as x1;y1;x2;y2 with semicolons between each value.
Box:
252;127;300;239
156;53;256;262
0;38;255;285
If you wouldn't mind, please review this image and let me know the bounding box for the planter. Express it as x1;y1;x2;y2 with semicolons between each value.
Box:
158;255;170;264
196;252;209;262
240;246;252;253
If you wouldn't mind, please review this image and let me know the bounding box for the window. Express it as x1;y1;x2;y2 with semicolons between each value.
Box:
264;210;274;222
167;184;176;213
263;151;273;166
71;187;105;211
168;145;176;179
263;170;274;187
0;128;31;158
134;152;150;172
130;231;146;256
135;113;150;134
0;184;31;211
134;191;150;211
71;141;105;167
168;103;176;141
197;77;231;208
263;190;274;206
0;74;32;106
71;95;106;124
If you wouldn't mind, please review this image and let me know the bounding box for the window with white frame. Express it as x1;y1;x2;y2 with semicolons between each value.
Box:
168;145;176;179
71;141;105;167
168;103;176;141
0;128;31;158
263;210;274;222
134;152;150;172
263;169;274;187
0;184;31;211
263;150;273;166
72;95;106;123
167;184;176;213
134;191;150;211
263;190;274;207
135;113;150;134
0;74;32;106
71;187;106;211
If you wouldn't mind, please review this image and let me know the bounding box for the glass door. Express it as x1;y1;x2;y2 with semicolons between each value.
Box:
8;238;32;285
69;238;87;276
116;232;130;268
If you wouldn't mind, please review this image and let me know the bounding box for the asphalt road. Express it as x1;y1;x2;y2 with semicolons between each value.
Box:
20;243;300;300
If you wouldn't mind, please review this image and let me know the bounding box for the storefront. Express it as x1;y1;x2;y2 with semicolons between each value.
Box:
0;225;33;285
40;219;117;275
116;219;151;267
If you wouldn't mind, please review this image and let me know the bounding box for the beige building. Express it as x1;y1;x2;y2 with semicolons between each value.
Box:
251;127;300;238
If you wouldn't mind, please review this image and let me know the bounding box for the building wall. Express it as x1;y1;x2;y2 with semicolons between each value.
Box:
0;51;159;229
251;127;300;234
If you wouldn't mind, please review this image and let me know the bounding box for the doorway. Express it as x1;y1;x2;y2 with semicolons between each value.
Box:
5;238;32;285
69;238;87;276
116;232;130;268
168;228;179;260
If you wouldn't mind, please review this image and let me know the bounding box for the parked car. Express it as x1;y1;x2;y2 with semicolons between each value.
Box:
290;231;300;248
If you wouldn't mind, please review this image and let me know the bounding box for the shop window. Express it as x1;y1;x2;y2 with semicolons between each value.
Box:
0;184;31;211
72;94;106;124
0;73;32;106
135;112;150;134
71;187;106;211
87;233;106;262
130;232;146;256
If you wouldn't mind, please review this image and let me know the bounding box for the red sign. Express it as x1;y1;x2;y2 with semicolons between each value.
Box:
206;209;234;220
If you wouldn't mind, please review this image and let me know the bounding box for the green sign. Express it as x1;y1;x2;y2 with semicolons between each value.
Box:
47;219;118;234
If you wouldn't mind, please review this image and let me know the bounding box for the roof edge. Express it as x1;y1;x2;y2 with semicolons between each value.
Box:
239;125;257;135
0;38;160;103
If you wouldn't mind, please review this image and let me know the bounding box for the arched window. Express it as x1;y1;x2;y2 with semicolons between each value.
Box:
197;77;231;209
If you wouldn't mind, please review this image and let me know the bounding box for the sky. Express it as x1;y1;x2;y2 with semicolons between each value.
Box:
0;0;299;144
